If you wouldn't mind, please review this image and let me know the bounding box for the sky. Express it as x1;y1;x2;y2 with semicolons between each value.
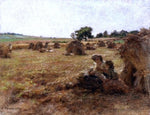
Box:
0;0;150;38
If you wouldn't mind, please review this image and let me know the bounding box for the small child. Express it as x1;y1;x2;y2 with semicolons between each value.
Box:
102;61;129;94
102;61;118;80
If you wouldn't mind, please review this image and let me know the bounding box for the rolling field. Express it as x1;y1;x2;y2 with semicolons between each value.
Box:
0;34;70;43
0;39;149;115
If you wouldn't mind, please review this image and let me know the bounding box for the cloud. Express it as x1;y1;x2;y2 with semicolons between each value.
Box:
0;0;150;37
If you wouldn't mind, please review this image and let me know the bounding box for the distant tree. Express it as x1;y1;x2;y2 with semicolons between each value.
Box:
110;30;119;37
96;33;103;38
119;30;128;37
129;30;139;35
3;32;23;36
103;30;108;37
89;35;94;38
110;30;128;38
70;33;76;39
74;26;93;41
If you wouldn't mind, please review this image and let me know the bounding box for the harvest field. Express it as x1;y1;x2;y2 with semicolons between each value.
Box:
1;0;150;114
0;38;149;115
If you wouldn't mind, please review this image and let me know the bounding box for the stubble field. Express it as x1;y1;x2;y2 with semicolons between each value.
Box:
0;39;149;115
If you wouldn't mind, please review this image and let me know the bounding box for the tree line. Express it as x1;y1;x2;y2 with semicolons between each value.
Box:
0;32;23;36
71;26;140;41
96;30;139;38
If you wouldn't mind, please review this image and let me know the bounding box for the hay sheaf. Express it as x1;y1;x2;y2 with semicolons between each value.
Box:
97;41;106;47
85;43;96;50
65;40;86;55
0;44;11;58
106;41;116;48
33;42;43;50
120;32;150;93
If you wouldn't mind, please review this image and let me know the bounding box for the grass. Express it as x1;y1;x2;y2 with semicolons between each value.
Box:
52;40;69;43
0;40;149;114
114;39;124;44
0;37;42;42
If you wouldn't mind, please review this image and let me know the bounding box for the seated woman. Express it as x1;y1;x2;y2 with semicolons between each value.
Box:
88;54;106;81
77;54;105;92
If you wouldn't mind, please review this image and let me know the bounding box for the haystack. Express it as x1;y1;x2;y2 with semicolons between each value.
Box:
34;42;43;50
77;75;103;92
85;43;96;50
138;28;150;37
103;79;129;94
97;41;106;47
120;33;150;94
65;40;86;55
77;73;129;94
106;41;116;48
0;44;11;58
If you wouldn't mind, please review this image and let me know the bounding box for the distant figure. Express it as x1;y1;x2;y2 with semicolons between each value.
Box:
44;42;49;48
34;42;43;50
54;42;60;48
8;43;12;52
28;43;34;49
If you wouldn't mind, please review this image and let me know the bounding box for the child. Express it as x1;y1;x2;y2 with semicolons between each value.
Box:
102;61;118;80
102;61;129;94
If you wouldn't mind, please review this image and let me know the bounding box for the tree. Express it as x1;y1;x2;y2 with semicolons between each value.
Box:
90;35;94;38
129;30;139;35
70;33;76;39
96;33;103;38
110;30;119;37
120;30;128;37
74;26;93;41
110;30;128;38
103;30;108;37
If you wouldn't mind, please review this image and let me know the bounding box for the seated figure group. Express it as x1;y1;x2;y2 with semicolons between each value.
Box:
89;54;118;81
78;54;129;94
